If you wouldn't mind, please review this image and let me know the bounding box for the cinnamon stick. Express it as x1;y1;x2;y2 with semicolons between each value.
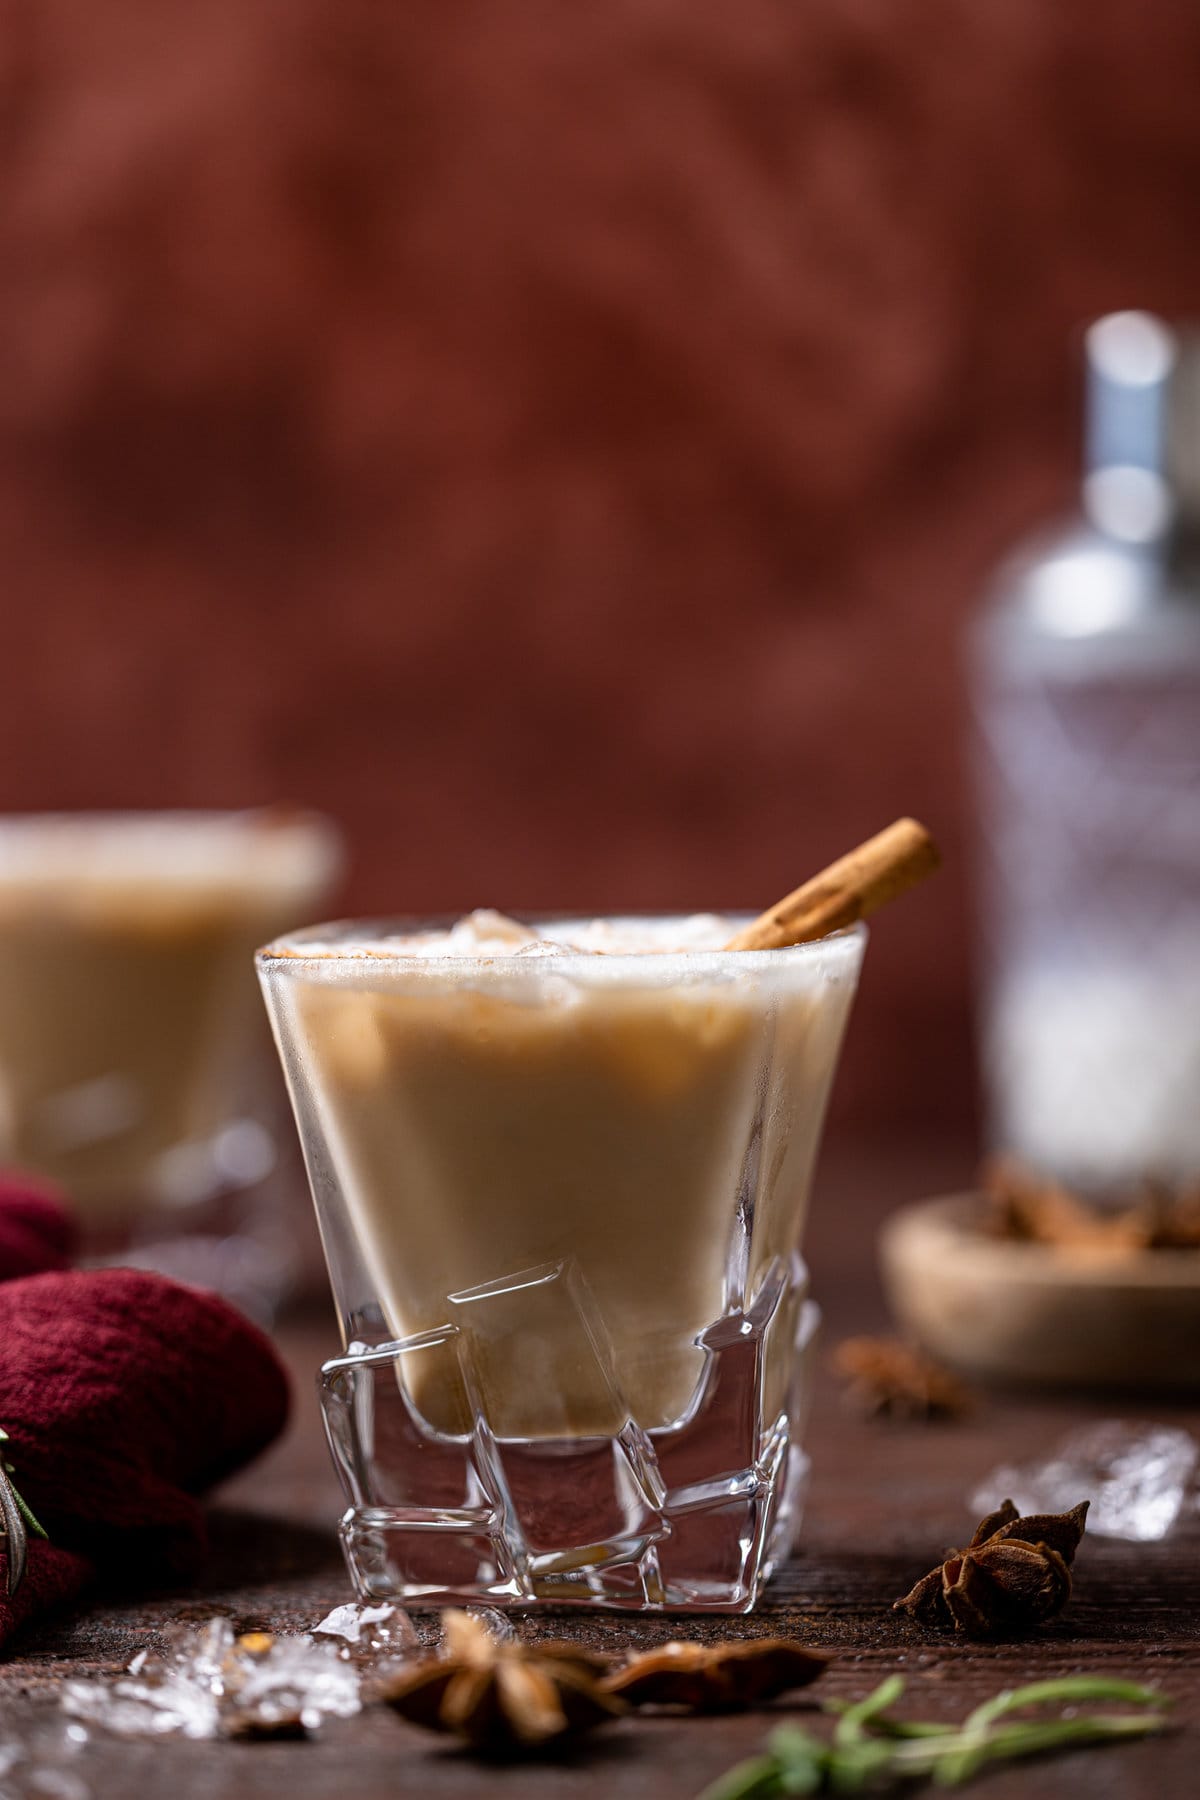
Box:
725;818;940;952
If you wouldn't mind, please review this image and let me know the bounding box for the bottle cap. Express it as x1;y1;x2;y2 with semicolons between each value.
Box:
1084;311;1176;544
1084;311;1200;546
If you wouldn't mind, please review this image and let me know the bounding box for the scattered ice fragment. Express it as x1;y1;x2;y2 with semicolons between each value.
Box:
445;911;537;955
60;1620;362;1742
62;1621;238;1739
0;1709;92;1800
162;1616;237;1684
61;1672;219;1740
539;913;734;954
312;1602;418;1666
227;1634;360;1733
971;1421;1198;1542
460;1607;518;1645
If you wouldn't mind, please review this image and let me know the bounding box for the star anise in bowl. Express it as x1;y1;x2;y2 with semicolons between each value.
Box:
381;1610;622;1752
981;1156;1200;1252
894;1498;1090;1639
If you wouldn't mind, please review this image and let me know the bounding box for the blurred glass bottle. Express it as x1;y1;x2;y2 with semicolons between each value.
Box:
971;312;1200;1192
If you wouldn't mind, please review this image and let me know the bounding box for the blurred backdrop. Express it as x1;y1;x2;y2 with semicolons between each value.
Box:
4;1;1200;1134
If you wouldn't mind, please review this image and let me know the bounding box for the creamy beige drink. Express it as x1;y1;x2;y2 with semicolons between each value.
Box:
0;812;341;1221
262;911;862;1439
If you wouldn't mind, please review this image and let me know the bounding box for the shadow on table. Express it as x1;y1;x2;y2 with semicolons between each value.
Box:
202;1506;343;1587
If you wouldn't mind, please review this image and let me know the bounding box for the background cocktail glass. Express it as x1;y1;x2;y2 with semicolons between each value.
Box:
0;809;343;1314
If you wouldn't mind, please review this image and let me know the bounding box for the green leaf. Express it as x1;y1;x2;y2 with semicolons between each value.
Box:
697;1673;1171;1799
0;1427;50;1595
964;1676;1169;1727
933;1712;1168;1786
935;1674;1170;1784
825;1699;945;1740
696;1751;787;1800
12;1489;48;1541
769;1726;828;1794
827;1739;897;1792
831;1675;907;1749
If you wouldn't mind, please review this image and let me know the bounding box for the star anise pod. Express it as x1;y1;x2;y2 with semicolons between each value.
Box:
381;1610;622;1752
833;1337;971;1420
894;1498;1089;1639
602;1638;830;1712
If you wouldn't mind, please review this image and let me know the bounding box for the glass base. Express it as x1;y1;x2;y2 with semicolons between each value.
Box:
319;1258;820;1612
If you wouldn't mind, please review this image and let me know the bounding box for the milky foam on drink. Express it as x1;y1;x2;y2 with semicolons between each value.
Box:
279;909;740;960
529;913;737;956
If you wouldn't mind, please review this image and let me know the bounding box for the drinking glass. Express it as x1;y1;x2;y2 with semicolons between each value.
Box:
259;916;864;1610
0;809;342;1312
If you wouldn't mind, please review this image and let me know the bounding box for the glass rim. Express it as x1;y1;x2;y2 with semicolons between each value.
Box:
256;912;868;974
0;805;337;837
0;807;344;891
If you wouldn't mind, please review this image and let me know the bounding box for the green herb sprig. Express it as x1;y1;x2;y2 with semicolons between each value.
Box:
0;1426;49;1600
698;1674;1170;1797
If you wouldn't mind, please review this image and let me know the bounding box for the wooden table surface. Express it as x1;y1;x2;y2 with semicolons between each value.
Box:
2;1138;1197;1796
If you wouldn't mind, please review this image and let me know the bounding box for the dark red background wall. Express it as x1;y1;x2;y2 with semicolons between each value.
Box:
3;1;1200;1133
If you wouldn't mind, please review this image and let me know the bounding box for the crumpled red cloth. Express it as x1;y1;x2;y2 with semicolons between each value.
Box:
0;1178;290;1650
0;1171;76;1281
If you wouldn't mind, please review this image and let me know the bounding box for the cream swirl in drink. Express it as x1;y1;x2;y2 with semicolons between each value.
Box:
260;911;863;1439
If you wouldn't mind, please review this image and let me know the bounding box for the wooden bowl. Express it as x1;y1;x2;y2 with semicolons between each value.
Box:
879;1193;1200;1394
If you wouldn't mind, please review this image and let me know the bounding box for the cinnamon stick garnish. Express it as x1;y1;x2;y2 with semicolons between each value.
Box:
726;818;940;952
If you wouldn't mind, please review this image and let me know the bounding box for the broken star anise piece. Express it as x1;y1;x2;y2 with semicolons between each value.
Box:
602;1637;830;1712
894;1498;1090;1639
834;1336;972;1420
381;1609;621;1752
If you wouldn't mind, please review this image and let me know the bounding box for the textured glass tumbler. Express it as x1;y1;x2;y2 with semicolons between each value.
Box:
259;919;864;1611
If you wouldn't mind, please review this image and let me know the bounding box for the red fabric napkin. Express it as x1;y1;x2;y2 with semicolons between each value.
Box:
0;1172;76;1281
0;1178;290;1650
